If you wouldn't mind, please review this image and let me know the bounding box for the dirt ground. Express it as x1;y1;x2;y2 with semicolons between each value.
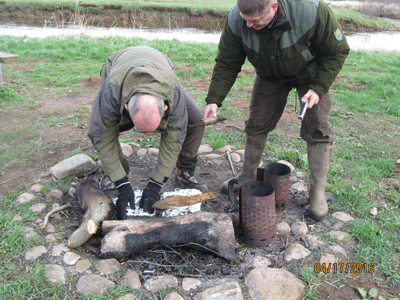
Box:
1;74;399;299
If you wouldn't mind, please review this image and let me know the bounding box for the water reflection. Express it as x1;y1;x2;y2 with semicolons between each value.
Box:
0;24;222;44
1;23;400;52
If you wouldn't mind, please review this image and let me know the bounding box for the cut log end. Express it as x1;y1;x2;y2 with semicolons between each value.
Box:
87;219;98;235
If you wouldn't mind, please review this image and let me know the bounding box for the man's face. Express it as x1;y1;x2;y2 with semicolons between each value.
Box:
239;1;279;30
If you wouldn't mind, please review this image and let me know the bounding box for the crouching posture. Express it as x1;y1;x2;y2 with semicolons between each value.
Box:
88;46;207;219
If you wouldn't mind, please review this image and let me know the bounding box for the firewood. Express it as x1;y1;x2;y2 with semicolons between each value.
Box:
152;192;217;210
101;211;236;261
67;179;112;248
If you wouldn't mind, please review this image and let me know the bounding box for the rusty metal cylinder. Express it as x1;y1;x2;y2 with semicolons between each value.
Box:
240;181;276;246
263;162;291;212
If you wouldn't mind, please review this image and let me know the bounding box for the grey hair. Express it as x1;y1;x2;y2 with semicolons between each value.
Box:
127;93;165;118
237;0;275;15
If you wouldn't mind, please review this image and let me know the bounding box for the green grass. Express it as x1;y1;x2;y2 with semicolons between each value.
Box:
0;31;399;298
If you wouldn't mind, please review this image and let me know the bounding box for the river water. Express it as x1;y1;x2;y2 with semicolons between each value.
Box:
1;23;400;52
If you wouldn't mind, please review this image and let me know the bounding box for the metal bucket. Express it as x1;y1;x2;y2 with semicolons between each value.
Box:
263;162;291;212
240;180;276;246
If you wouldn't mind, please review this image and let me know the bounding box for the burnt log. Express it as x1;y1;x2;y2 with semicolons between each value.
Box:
67;179;112;248
101;211;236;261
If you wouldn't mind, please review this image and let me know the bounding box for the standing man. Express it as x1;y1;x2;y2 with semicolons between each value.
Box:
89;46;207;220
203;0;350;220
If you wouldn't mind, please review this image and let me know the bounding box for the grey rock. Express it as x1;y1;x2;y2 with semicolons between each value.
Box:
25;245;47;260
63;251;80;265
17;192;35;204
29;183;45;193
30;203;47;213
296;171;306;178
144;275;179;292
122;269;141;289
194;280;243;300
319;254;337;272
116;295;137;300
230;152;241;163
235;149;245;156
370;207;378;216
52;243;69;256
49;154;96;180
45;233;61;244
12;214;23;221
164;292;185;300
285;243;311;261
46;189;63;200
276;222;291;237
95;258;121;275
291;221;308;237
45;223;55;233
252;256;272;268
24;227;38;239
198;144;213;154
332;212;354;222
182;277;202;292
121;143;133;157
329;230;351;242
136;148;147;158
44;264;66;284
245;267;305;300
149;147;159;156
216;145;236;153
329;245;347;257
76;274;115;296
291;182;308;192
331;221;344;230
76;259;91;273
68;186;76;197
302;235;324;250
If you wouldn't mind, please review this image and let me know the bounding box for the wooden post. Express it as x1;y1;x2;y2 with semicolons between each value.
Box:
0;52;20;87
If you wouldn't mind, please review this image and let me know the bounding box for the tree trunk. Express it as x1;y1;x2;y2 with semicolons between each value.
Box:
101;211;236;261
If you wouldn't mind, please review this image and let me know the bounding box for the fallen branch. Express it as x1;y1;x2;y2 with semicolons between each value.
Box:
40;203;72;229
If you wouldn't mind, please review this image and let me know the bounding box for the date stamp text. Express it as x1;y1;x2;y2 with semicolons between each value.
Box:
314;263;374;273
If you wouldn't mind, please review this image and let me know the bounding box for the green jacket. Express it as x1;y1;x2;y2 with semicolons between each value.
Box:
88;46;190;183
206;0;350;106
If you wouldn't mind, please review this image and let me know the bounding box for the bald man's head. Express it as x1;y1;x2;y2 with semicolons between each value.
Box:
126;93;167;134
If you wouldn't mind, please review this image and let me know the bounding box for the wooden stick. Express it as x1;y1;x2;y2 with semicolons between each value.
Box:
152;192;217;210
40;203;72;229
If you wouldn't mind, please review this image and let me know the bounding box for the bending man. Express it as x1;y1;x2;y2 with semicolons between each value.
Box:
203;0;350;220
89;46;207;219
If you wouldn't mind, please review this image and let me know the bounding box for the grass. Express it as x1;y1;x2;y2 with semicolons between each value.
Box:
1;23;400;300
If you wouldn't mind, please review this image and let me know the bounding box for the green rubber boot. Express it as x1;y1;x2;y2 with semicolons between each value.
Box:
221;134;268;194
307;142;333;221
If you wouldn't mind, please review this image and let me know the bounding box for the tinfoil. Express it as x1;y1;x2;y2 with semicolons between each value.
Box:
112;188;202;219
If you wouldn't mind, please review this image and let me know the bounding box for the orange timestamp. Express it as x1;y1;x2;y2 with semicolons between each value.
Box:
314;263;374;274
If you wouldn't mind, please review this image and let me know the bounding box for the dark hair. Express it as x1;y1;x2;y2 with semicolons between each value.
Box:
237;0;274;15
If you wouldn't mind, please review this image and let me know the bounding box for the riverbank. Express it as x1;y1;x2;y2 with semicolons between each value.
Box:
1;0;400;32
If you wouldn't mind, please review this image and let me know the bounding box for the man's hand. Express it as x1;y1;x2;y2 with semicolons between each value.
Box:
203;103;218;119
115;176;135;220
139;179;163;214
301;89;320;109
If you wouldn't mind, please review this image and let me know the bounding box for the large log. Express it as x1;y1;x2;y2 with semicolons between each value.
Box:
101;211;236;261
67;179;112;248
